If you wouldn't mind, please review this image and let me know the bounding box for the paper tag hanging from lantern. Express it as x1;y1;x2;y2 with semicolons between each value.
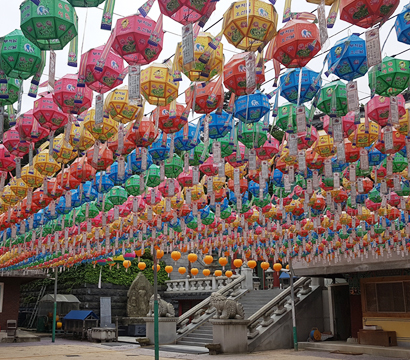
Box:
128;65;141;106
333;118;343;143
365;28;382;68
213;142;221;164
298;150;306;172
384;126;394;151
249;149;256;170
95;93;104;128
193;166;199;185
288;134;298;156
337;142;346;163
182;23;195;66
48;50;56;90
360;149;369;170
324;159;332;178
390;96;399;124
317;0;328;47
218;160;225;178
296;106;306;134
347;81;359;112
245;52;256;94
0;106;4;141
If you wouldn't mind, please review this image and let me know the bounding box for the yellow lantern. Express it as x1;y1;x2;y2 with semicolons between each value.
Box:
178;266;186;275
35;150;61;176
105;87;145;124
165;265;173;275
313;131;335;157
279;147;298;166
1;185;20;205
0;199;9;214
176;32;223;82
21;165;44;188
171;193;184;209
248;260;257;269
156;249;164;259
225;270;233;278
223;0;278;51
186;183;204;201
233;259;243;268
83;108;118;141
141;63;179;106
52;134;77;164
9;178;29;199
261;262;269;271
211;176;225;191
397;109;409;135
348;120;380;148
203;255;213;265
273;263;282;273
69;121;94;151
171;251;181;263
152;264;161;272
123;260;131;271
219;257;228;268
225;162;246;179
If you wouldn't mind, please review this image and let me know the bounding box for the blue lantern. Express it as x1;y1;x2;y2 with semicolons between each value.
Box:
280;67;321;104
128;148;153;173
81;181;98;202
395;4;410;45
93;172;114;193
328;34;368;81
368;148;387;166
148;133;171;164
234;91;270;123
108;161;131;185
174;124;201;151
203;110;231;139
248;180;268;198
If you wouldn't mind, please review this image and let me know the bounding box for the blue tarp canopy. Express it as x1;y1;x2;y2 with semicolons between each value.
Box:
279;272;299;280
63;310;99;320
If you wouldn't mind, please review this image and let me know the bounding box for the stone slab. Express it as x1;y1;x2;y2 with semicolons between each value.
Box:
143;317;177;345
209;319;249;354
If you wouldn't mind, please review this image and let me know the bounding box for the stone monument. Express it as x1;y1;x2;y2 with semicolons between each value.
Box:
122;273;154;336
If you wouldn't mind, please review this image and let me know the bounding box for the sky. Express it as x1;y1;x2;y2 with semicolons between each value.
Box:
3;0;410;123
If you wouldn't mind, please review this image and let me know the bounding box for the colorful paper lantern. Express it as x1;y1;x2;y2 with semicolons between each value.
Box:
316;80;348;117
157;103;187;134
234;91;270;123
0;78;22;107
105;86;145;124
395;3;410;44
280;67;321;104
187;80;223;114
83;108;118;141
367;95;406;127
33;94;68;131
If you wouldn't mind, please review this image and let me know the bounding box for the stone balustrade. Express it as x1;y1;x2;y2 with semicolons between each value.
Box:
166;275;237;293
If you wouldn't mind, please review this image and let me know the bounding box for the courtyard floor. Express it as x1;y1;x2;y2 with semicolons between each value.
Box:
0;339;408;360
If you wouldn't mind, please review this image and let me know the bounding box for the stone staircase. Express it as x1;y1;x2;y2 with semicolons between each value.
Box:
176;289;282;347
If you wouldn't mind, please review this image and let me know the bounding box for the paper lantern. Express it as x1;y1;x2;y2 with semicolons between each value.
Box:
177;31;223;82
21;165;44;188
255;135;279;160
328;33;368;81
35;150;61;176
368;56;410;97
16;110;49;143
186;80;223;114
239;122;267;149
178;266;186;275
127;117;158;147
81;45;124;93
223;0;278;51
86;144;114;170
20;0;78;50
280;67;321;104
70;157;96;182
33;94;68;131
339;0;399;28
157;0;217;25
105;86;145;124
247;260;257;268
174;124;201;151
111;14;163;65
138;262;146;270
0;145;16;172
205;110;231;139
348;120;380;147
9;178;28;199
234;91;270;123
69;120;94;151
203;269;210;276
395;4;410;44
223;52;265;96
367;95;406;127
275;102;305;132
269;18;320;68
375;128;405;155
316;80;348;117
157;103;187;134
83;109;118;141
0;78;21;107
322;111;357;138
214;270;222;277
273;263;282;273
52;134;76;164
0;29;42;80
141;63;179;106
129;148;153;173
53;74;93;114
165;265;173;274
261;261;269;270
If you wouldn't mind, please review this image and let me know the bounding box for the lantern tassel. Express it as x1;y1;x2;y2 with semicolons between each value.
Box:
28;51;46;98
327;0;340;28
101;0;116;30
68;36;78;67
139;0;156;17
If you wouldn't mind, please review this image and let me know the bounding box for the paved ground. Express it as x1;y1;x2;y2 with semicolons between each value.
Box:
0;339;407;360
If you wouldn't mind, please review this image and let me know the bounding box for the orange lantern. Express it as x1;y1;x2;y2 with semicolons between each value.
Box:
261;262;269;271
156;249;164;259
165;265;173;275
171;251;181;263
233;259;243;268
191;268;199;277
203;269;211;276
178;267;186;275
186;80;223;114
187;253;198;263
214;270;222;277
203;255;213;265
123;260;131;271
218;257;228;268
225;270;233;278
248;260;257;269
273;263;282;273
138;262;146;270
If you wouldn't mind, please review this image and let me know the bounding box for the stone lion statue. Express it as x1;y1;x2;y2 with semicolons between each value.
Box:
210;293;245;320
147;295;175;317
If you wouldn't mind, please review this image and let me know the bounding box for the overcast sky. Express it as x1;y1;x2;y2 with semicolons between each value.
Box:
3;0;410;123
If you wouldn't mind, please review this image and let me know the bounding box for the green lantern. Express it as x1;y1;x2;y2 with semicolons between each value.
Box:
125;175;142;196
356;161;372;177
0;29;42;80
201;211;215;225
209;135;233;158
0;77;22;106
382;152;407;173
186;217;198;230
106;186;128;206
275;103;307;132
396;182;410;197
145;164;160;188
189;142;209;166
164;154;183;179
67;0;104;6
64;212;74;227
80;201;99;219
238;121;267;149
368;57;410;96
253;193;270;208
20;0;78;50
220;205;232;220
75;206;86;224
95;196;114;212
316;80;348;117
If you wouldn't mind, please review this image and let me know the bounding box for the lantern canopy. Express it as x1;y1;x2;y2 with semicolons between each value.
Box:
20;0;78;50
0;29;42;80
280;67;321;104
328;33;368;81
223;0;278;51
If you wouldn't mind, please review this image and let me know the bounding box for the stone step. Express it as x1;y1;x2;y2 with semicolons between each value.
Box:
185;334;213;341
193;329;213;336
177;340;210;346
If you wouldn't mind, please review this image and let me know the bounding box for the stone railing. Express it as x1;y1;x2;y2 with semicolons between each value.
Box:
165;275;237;292
246;277;312;340
176;274;247;337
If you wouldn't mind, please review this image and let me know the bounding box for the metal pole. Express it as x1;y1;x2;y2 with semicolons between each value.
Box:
52;268;58;343
153;250;159;360
289;260;298;351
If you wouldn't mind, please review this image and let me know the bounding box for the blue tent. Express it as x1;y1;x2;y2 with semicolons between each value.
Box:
64;310;98;320
279;272;299;280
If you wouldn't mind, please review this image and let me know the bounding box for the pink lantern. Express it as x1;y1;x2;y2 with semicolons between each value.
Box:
323;111;357;138
111;14;164;65
0;145;16;172
53;74;93;115
33;94;68;132
158;0;217;25
367;95;406;127
226;142;246;168
199;156;218;176
16;110;49;143
81;45;125;94
3;127;30;157
286;126;318;150
255;135;279;160
158;178;181;198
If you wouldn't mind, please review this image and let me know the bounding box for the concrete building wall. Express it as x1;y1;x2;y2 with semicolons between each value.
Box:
0;278;21;331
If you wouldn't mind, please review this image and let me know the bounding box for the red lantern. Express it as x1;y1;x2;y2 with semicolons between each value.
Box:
158;0;216;25
305;148;325;170
199;157;218;177
127;118;158;147
158;179;181;198
255;135;279;160
223;52;265;96
187;80;223;114
367;95;406;127
323;112;357;137
157;103;187;134
86;144;114;170
268;17;321;68
16;110;49;143
33;94;68;131
375;128;405;154
0;145;15;172
81;45;125;94
3;126;30;157
111;14;164;65
177;168;193;188
344;139;360;163
46;177;65;199
69;158;96;182
53;74;93;115
339;0;399;28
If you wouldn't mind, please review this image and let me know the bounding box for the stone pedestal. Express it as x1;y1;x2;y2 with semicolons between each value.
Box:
143;317;177;345
121;317;146;336
241;265;254;290
209;319;250;353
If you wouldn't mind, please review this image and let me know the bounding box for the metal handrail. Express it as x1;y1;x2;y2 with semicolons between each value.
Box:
247;277;309;329
177;274;245;326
